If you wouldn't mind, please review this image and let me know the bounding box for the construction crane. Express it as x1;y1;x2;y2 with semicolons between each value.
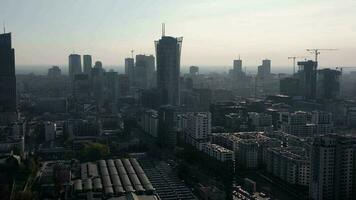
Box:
306;49;338;64
288;56;308;74
130;49;134;59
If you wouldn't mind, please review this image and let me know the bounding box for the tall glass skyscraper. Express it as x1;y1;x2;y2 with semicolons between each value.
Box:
155;33;183;106
69;54;82;77
0;32;16;112
83;54;92;74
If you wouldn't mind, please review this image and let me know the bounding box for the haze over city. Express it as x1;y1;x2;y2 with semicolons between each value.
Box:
2;1;356;200
1;0;356;69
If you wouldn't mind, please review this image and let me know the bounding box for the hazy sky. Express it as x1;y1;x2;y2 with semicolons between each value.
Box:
1;0;356;69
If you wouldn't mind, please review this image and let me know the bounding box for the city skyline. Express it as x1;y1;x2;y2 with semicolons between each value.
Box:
1;0;356;67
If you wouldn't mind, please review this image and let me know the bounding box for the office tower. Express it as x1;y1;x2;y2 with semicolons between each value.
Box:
158;105;181;148
69;54;82;77
316;68;341;99
233;59;242;72
118;74;129;97
135;54;155;89
83;55;92;74
155;31;183;106
92;61;104;102
0;32;16;113
279;77;299;96
189;66;199;75
310;134;356;200
257;59;271;78
297;60;317;99
105;70;118;106
73;74;91;102
48;66;61;77
124;57;135;84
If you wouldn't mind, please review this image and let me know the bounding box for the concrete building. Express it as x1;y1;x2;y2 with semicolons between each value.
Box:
257;59;271;78
266;147;310;186
155;32;183;106
186;112;211;140
238;140;259;169
135;54;155;89
203;143;235;162
45;122;56;141
69;54;82;77
139;109;159;138
248;112;273;132
316;68;341;99
73;74;91;102
280;111;314;137
83;55;92;74
309;134;356;200
297;60;317;100
311;111;333;135
125;57;135;86
158;105;182;148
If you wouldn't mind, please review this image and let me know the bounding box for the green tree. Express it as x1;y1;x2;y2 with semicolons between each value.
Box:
80;143;109;161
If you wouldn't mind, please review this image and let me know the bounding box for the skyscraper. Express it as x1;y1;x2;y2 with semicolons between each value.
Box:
257;59;271;78
83;55;92;74
310;134;356;200
124;57;135;85
135;54;155;89
297;60;317;99
233;59;242;72
316;68;341;99
0;32;16;113
68;54;82;77
155;30;183;106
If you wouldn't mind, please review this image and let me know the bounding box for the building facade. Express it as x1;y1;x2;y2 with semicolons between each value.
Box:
155;35;183;105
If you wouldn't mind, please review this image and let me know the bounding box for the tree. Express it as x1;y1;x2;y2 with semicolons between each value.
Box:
80;142;109;161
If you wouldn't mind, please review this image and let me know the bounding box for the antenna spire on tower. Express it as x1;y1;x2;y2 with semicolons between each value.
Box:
3;21;5;33
162;23;165;37
131;50;134;59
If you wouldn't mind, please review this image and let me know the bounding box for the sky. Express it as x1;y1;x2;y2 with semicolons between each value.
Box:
1;0;356;70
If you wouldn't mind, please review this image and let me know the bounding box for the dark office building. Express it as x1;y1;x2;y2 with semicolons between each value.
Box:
135;54;155;89
297;60;317;100
158;105;181;148
155;34;183;106
189;66;199;75
48;66;61;78
280;77;299;96
106;71;118;104
73;74;91;102
0;32;16;112
124;57;135;85
69;54;82;77
118;74;129;97
83;55;92;74
316;68;341;99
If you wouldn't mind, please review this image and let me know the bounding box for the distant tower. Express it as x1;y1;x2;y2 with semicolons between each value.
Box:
297;60;317;99
48;66;61;77
258;59;271;77
135;54;155;89
68;54;82;77
155;24;183;105
124;57;135;84
83;55;92;74
0;32;16;113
